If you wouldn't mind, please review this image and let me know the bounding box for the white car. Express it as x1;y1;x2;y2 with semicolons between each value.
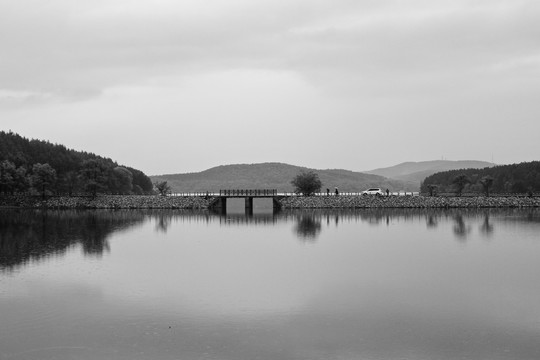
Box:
362;188;384;196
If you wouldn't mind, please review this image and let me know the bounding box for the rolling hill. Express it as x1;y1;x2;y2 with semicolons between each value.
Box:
365;160;495;184
150;163;417;193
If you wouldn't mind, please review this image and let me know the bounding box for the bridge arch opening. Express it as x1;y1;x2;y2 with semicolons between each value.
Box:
226;198;274;214
209;190;281;215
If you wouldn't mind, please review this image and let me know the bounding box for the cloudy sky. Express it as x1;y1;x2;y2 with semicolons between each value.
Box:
1;0;539;175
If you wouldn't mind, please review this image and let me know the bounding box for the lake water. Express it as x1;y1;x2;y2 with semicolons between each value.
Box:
1;207;539;360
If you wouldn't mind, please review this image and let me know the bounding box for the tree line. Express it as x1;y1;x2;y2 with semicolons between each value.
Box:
0;131;153;197
421;161;540;196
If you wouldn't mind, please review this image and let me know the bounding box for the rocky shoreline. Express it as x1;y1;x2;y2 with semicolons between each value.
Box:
279;195;540;209
1;194;539;209
0;195;209;209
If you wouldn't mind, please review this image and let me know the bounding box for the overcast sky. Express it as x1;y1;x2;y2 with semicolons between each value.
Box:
1;0;539;175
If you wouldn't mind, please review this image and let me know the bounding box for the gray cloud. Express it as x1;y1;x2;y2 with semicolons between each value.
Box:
1;0;539;174
1;0;539;102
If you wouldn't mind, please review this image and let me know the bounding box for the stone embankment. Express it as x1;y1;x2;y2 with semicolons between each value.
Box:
0;195;211;209
1;194;539;209
278;195;540;209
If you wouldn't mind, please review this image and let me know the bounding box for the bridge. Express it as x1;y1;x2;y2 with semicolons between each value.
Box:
208;189;282;214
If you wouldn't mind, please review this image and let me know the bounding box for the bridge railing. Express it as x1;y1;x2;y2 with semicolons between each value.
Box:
278;192;420;196
167;191;423;197
166;191;540;198
169;192;215;197
219;189;277;196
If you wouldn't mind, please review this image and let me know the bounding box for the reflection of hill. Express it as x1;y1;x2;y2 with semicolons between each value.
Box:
4;208;536;272
280;208;539;225
0;210;147;272
164;208;538;229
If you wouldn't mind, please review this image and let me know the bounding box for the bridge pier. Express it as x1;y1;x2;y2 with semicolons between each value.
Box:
211;197;227;214
245;197;253;215
272;198;282;211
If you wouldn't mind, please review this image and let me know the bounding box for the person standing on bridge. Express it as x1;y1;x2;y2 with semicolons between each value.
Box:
335;187;339;196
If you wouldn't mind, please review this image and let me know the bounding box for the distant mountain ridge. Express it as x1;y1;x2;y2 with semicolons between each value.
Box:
151;162;417;193
365;160;495;184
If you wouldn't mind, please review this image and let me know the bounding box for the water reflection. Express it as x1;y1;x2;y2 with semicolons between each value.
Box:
2;208;539;272
452;214;471;241
294;214;322;241
168;208;538;234
0;209;147;272
220;213;278;226
2;207;540;360
426;214;438;228
190;208;539;243
480;213;494;238
154;212;173;233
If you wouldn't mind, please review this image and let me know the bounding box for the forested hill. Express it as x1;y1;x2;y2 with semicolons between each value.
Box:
0;131;153;195
151;163;417;193
420;161;540;194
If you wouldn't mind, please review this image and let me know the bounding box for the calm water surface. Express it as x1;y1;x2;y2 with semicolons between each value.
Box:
1;207;539;360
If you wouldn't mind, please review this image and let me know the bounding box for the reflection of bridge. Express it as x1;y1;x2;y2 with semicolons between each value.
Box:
209;189;283;214
218;214;278;226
